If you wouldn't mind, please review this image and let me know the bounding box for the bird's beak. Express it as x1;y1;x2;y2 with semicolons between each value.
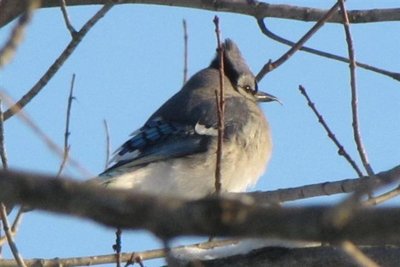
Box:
255;91;282;104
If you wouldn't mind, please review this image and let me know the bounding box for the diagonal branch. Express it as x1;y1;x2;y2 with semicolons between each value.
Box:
340;240;379;267
298;85;363;177
3;3;114;121
256;19;400;81
256;1;341;81
59;0;78;37
0;203;26;267
0;93;91;177
245;164;400;203
363;185;400;206
0;0;40;69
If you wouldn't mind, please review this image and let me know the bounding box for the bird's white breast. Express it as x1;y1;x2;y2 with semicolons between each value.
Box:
105;105;272;199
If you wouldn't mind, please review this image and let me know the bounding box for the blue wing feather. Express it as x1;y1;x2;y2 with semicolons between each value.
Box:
102;118;211;174
101;95;250;176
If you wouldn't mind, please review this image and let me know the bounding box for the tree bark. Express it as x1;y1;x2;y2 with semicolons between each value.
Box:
2;0;400;28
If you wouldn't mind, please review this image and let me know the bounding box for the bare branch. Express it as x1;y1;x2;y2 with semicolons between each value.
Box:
0;99;7;254
0;93;91;177
298;85;363;177
2;1;400;28
0;203;26;267
0;100;8;170
339;0;374;178
0;208;24;247
113;228;122;267
0;0;40;68
182;19;188;85
363;185;400;207
103;119;111;170
3;3;114;121
59;0;77;37
256;19;400;82
57;74;76;177
245;164;400;203
1;169;400;244
213;16;224;194
2;245;400;267
340;240;380;267
256;1;340;81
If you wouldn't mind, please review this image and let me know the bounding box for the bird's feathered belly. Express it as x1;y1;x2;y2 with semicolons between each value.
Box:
102;112;271;199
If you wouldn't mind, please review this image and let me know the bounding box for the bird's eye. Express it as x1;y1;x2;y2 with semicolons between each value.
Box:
243;85;255;95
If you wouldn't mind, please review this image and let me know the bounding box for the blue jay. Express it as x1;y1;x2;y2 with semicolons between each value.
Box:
93;39;278;199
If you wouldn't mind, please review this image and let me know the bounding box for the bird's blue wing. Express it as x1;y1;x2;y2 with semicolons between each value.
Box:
101;117;212;175
100;95;250;176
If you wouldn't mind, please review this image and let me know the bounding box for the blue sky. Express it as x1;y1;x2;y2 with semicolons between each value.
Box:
1;1;400;266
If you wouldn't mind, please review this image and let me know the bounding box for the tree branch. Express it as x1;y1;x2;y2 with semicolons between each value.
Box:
245;164;400;203
56;73;76;177
0;0;39;68
3;3;114;121
298;85;364;178
1;169;400;244
0;203;26;267
213;16;224;194
256;19;400;81
2;0;400;28
1;243;399;267
256;1;340;81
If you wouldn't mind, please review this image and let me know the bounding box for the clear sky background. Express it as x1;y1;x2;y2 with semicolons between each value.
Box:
1;1;400;266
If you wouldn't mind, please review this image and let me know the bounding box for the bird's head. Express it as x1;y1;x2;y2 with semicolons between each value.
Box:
210;39;280;104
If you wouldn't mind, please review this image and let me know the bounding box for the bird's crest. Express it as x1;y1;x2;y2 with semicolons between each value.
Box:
209;39;255;86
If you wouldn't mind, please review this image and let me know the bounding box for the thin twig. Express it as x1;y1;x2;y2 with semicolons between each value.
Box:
0;203;23;245
247;164;400;204
57;74;76;177
162;239;172;267
0;92;91;177
10;208;23;234
298;85;363;177
363;185;400;206
113;228;122;267
256;19;400;82
256;1;341;82
182;19;188;84
0;99;6;255
340;240;380;267
339;0;374;177
0;99;19;250
213;16;224;194
0;98;24;246
125;252;144;267
0;239;238;266
103;119;111;169
0;203;26;267
0;100;8;170
59;0;77;37
0;0;40;69
3;3;115;121
326;166;399;229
